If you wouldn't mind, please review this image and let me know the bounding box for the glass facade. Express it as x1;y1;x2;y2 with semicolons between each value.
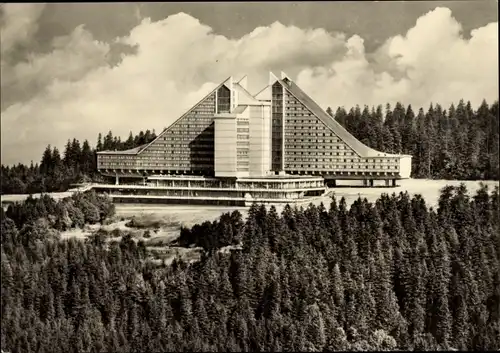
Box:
217;85;231;113
93;176;325;203
271;82;284;171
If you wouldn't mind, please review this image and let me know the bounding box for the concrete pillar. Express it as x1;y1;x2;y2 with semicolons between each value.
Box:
115;175;119;185
385;179;390;187
363;179;368;187
369;179;374;187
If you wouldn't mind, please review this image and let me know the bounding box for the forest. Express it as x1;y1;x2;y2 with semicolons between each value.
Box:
328;99;499;180
0;129;157;195
1;99;498;195
1;184;499;351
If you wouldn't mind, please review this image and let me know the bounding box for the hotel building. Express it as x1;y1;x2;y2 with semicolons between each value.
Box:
95;72;412;205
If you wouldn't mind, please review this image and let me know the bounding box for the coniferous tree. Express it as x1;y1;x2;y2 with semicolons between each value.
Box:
96;133;103;152
40;145;53;175
334;107;348;127
1;186;500;351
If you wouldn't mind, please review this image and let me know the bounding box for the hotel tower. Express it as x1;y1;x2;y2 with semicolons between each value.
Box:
95;72;412;205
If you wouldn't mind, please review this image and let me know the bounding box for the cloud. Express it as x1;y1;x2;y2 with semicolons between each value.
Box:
116;14;347;91
1;8;498;166
297;7;498;110
1;25;111;110
0;3;45;56
1;12;347;165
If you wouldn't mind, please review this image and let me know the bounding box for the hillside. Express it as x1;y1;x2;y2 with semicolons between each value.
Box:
1;183;499;351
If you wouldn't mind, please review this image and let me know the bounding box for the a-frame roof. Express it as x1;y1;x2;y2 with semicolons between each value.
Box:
233;82;265;105
277;78;410;158
253;85;271;101
134;76;232;155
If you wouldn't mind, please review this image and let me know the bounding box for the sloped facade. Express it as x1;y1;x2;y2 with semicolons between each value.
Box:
97;72;412;181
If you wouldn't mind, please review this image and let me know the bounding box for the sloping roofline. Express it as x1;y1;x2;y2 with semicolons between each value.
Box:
278;78;411;158
232;82;264;105
134;76;232;155
97;143;148;155
253;85;270;100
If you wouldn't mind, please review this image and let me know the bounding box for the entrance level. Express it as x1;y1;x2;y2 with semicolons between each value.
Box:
94;174;326;205
325;178;400;188
104;173;402;197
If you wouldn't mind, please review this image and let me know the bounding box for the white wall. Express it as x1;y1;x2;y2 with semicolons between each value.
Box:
214;116;237;177
249;105;271;177
399;156;413;179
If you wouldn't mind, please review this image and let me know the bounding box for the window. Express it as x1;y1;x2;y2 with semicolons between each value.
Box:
217;85;231;113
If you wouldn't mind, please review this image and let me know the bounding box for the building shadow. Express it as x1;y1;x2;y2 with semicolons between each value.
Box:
189;123;215;176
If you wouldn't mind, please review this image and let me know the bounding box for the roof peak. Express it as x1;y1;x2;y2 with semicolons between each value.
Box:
269;71;280;86
281;71;291;81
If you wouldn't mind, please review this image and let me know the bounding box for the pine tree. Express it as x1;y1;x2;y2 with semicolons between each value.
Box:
125;132;135;150
103;131;113;151
389;102;405;153
372;240;404;335
372;105;385;151
334;107;348;126
429;233;452;347
357;106;372;146
40;145;53;175
402;105;415;155
63;140;73;167
80;140;94;175
52;147;63;169
96;133;103;152
304;303;327;349
71;139;82;167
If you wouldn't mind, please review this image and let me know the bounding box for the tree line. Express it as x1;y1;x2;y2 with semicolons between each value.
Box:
328;99;499;180
96;129;157;152
3;190;115;236
0;129;157;195
1;99;498;195
1;184;499;351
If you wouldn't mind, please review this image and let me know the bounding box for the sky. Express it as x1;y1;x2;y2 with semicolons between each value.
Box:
1;1;498;166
